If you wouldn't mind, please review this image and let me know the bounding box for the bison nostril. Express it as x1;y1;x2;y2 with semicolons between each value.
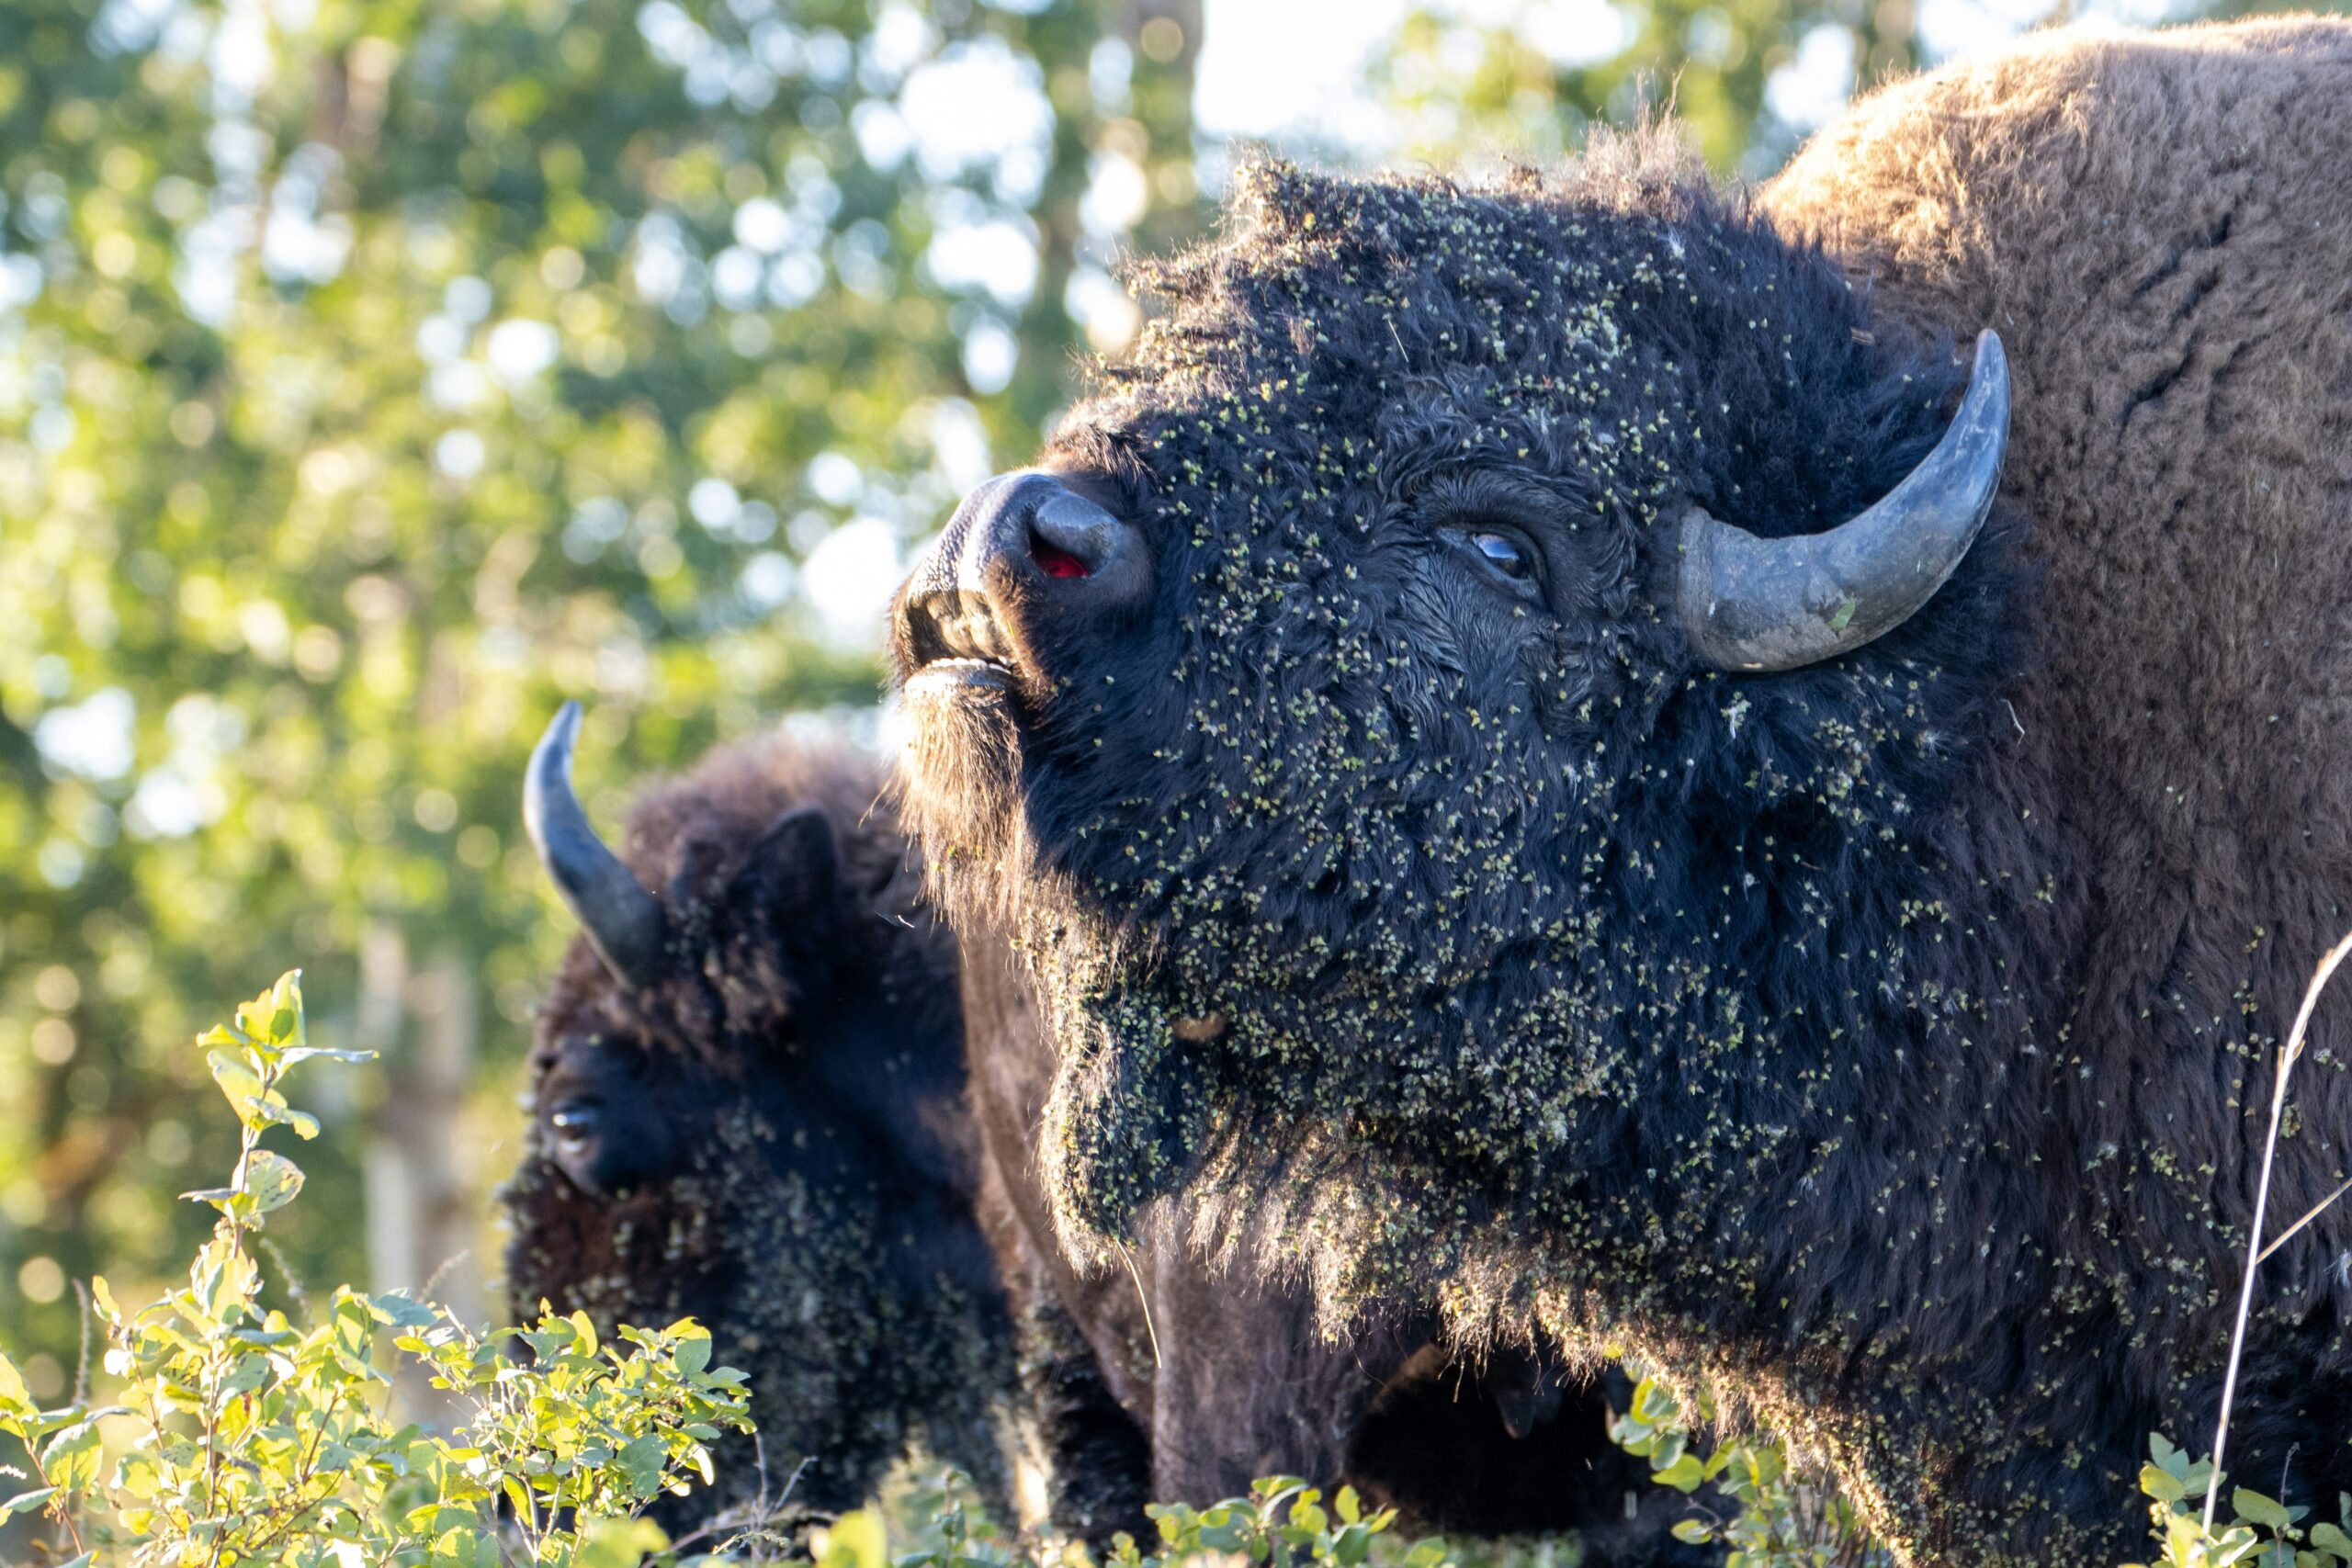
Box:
1032;530;1092;579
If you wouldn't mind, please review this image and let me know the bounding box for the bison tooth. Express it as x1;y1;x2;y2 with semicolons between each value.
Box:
1172;1011;1227;1042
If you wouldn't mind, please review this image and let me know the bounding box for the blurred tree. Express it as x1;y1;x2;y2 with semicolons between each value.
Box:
1369;0;1919;175
1367;0;2351;179
0;0;1200;1393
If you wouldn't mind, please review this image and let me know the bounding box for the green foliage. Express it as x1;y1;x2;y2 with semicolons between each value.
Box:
1367;0;1920;176
1368;0;2352;183
0;0;1202;1388
868;1472;1450;1568
2123;1432;2352;1568
1118;1478;1441;1568
1605;1375;2352;1568
1610;1371;1886;1568
0;972;751;1568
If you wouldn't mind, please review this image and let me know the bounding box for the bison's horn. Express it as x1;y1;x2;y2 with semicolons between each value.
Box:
1676;329;2011;672
525;701;668;988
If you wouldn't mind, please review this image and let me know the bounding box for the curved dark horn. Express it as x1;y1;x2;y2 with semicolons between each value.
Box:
524;702;667;988
1677;329;2011;672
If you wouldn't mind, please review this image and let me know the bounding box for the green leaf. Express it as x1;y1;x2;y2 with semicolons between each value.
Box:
2;1486;58;1516
237;971;305;1054
1652;1453;1705;1493
189;1232;259;1324
2241;1489;2296;1531
252;1102;322;1139
279;1046;378;1067
2144;1463;2188;1505
820;1510;888;1568
575;1516;671;1568
180;1184;239;1214
1670;1520;1715;1544
207;1048;269;1125
2308;1522;2352;1558
673;1327;711;1377
0;1351;32;1417
239;1148;306;1213
616;1432;665;1498
41;1419;104;1493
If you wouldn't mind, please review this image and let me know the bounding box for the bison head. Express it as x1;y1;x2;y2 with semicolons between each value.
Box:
503;705;1010;1519
889;145;2035;1321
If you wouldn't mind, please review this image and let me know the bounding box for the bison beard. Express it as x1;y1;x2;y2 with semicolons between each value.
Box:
893;20;2352;1568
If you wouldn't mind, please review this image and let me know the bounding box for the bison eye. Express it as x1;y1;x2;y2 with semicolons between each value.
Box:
1447;526;1543;600
1472;533;1531;577
549;1100;600;1154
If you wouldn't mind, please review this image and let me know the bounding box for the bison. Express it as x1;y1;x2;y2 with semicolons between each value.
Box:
500;703;1102;1534
503;707;1703;1557
888;19;2352;1567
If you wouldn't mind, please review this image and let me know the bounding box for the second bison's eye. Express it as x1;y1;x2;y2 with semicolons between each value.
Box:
549;1100;601;1156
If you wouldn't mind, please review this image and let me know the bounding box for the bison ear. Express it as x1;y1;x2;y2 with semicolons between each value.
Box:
729;805;840;921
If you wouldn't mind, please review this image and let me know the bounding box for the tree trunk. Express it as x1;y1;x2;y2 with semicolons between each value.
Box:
363;931;483;1423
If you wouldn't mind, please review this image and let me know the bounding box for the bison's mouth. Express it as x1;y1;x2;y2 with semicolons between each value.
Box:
906;653;1016;693
897;584;1023;696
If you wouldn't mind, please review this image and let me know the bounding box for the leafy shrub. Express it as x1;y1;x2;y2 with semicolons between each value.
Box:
0;971;1464;1568
0;971;755;1568
1605;1371;2352;1568
1609;1373;1884;1568
49;970;2327;1568
871;1472;1444;1568
2124;1431;2352;1568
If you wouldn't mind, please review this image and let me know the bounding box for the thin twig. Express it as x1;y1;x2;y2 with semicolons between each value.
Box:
2202;927;2352;1531
2255;1172;2352;1266
260;1236;316;1325
419;1249;473;1304
70;1280;92;1404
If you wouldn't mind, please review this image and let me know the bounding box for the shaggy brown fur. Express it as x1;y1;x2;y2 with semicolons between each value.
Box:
888;18;2352;1568
1761;11;2352;1533
1765;20;2352;951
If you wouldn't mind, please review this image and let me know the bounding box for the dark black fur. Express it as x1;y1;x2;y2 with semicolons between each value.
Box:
500;737;1069;1535
891;130;2352;1567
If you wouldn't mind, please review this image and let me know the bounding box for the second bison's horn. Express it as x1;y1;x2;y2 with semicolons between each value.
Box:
1676;329;2011;672
525;702;668;989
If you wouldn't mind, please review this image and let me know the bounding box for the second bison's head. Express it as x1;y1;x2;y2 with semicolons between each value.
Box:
889;145;2027;1300
504;706;1005;1517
